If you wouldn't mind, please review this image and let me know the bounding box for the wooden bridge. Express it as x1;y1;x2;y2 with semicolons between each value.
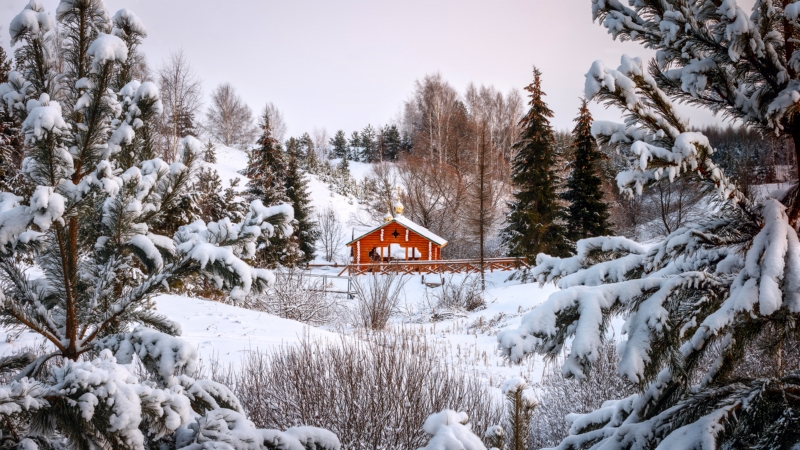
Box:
335;257;528;276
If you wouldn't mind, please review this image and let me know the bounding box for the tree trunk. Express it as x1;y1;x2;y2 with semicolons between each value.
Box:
788;125;800;226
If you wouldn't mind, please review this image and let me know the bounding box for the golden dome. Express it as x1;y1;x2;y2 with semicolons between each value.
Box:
393;186;404;215
384;208;393;223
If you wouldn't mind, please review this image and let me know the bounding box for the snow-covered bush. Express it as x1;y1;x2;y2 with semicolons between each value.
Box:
0;1;337;448
497;0;800;447
417;410;487;450
243;267;339;326
528;343;635;449
484;425;505;450
430;274;486;318
350;271;408;329
218;332;502;449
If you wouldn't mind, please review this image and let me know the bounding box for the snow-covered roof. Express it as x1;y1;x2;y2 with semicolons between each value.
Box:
347;215;448;247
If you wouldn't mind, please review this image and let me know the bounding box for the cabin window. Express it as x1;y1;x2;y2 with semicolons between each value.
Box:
368;244;421;261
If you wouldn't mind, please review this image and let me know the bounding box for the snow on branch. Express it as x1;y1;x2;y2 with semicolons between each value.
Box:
97;327;196;388
86;33;128;74
177;408;341;450
9;1;53;45
418;410;486;450
586;55;744;204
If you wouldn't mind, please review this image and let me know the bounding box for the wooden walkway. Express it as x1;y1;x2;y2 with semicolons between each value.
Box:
336;257;528;276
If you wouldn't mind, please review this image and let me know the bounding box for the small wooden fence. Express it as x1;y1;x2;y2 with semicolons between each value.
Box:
335;257;528;276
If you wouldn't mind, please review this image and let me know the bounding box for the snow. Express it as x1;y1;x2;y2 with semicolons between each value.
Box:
151;295;338;367
377;243;422;259
86;33;128;73
22;96;69;141
112;8;147;37
9;3;53;45
180;136;205;160
52;350;192;448
349;214;448;246
500;376;528;395
767;80;800;129
653;406;730;450
29;186;65;231
419;410;487;450
179;408;341;450
395;215;448;246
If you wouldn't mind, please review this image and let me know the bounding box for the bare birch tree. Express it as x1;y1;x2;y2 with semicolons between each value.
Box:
205;83;258;149
157;50;203;161
313;127;330;160
316;205;346;263
262;102;288;144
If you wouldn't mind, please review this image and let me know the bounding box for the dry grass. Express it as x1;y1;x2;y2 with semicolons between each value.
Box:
206;330;502;449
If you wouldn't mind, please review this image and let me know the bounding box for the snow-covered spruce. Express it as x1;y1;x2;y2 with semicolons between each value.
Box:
0;1;337;448
417;410;487;450
498;1;800;446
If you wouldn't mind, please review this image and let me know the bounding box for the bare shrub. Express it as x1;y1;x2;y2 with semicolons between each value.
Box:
431;275;486;318
528;343;636;449
224;331;502;449
316;205;346;263
243;268;338;326
351;271;407;329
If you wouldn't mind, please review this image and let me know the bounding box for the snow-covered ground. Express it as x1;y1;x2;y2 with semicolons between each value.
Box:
153;295;339;367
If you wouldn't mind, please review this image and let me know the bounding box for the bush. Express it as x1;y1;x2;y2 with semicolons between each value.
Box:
350;271;407;329
431;275;486;316
215;331;503;449
528;343;635;448
242;268;339;326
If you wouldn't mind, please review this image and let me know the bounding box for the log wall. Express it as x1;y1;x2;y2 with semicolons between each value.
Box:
349;222;443;263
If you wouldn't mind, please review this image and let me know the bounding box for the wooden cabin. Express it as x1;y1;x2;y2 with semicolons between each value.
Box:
346;213;447;264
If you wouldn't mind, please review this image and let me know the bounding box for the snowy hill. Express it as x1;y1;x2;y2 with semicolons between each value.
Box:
153;295;339;367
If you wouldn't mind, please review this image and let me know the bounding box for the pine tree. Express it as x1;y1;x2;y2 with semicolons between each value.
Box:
245;118;298;267
501;378;536;450
349;130;361;161
359;124;377;162
382;124;402;160
0;3;338;448
204;139;217;163
0;46;26;197
300;131;318;170
502;67;570;260
245;112;287;207
195;166;228;222
562;99;611;241
498;1;800;448
222;177;249;221
285;138;319;265
330;129;348;159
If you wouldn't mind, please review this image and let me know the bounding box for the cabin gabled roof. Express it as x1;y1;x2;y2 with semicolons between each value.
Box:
346;215;448;247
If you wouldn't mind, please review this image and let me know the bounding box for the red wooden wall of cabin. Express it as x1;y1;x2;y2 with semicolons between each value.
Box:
349;222;442;263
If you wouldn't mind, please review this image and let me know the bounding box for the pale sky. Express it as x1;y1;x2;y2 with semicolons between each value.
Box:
1;0;733;137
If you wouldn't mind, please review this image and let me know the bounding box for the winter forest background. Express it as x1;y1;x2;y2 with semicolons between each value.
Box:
1;0;800;449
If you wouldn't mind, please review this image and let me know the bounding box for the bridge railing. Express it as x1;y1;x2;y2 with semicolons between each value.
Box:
332;257;529;276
